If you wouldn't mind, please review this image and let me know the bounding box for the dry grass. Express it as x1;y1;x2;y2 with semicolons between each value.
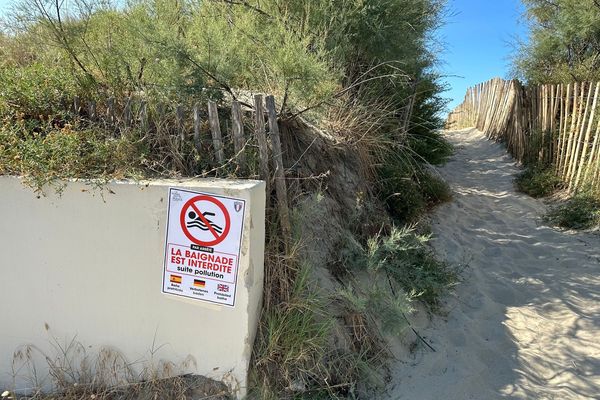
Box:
323;94;403;180
6;326;230;400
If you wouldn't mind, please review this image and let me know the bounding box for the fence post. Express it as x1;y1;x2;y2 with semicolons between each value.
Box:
193;103;201;152
176;104;185;145
254;95;270;183
208;101;224;163
231;101;246;171
124;97;132;128
140;100;148;132
73;96;80;115
107;97;116;127
88;100;97;121
265;95;291;243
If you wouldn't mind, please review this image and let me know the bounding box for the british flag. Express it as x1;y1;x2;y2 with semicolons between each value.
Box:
217;284;229;292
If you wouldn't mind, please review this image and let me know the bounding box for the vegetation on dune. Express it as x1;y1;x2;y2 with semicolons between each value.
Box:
340;225;457;310
545;192;600;230
514;0;600;84
515;164;563;198
0;0;451;187
510;0;600;229
1;0;455;398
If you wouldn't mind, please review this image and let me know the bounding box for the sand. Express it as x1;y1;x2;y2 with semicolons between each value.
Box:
385;128;600;399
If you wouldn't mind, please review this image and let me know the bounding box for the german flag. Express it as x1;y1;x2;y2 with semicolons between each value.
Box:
193;279;206;288
170;275;182;284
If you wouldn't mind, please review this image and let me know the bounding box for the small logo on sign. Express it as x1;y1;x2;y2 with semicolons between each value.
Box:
217;284;229;292
172;192;182;201
234;201;243;212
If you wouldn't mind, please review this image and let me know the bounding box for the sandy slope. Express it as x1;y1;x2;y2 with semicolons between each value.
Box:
386;128;600;399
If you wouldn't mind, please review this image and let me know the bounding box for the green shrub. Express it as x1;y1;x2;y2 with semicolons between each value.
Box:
0;123;147;192
515;164;562;197
379;158;452;223
341;226;457;310
545;192;600;230
407;130;453;166
0;64;77;117
419;170;452;204
367;226;457;309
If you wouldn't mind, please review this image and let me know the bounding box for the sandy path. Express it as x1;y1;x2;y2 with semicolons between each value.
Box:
386;128;600;399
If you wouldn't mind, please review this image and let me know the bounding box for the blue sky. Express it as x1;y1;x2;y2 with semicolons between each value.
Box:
0;0;9;15
439;0;529;112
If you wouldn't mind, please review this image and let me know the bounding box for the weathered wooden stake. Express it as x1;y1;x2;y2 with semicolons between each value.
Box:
176;104;185;143
124;97;132;127
193;103;201;152
107;97;116;127
254;95;270;183
265;95;291;243
231;101;246;170
73;96;80;115
140;100;148;131
208;101;224;163
88;100;97;120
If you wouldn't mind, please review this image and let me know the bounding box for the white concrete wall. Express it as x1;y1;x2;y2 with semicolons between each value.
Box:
0;176;265;398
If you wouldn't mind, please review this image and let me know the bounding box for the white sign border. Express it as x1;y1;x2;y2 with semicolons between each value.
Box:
161;187;246;307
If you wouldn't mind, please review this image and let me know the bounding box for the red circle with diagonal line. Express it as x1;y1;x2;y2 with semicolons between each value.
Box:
180;195;231;246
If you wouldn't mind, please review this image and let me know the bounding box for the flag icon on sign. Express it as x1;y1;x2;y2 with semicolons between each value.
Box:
170;275;182;284
193;279;206;288
217;284;229;292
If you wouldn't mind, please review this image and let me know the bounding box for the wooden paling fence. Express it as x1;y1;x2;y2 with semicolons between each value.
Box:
446;78;600;193
66;93;291;241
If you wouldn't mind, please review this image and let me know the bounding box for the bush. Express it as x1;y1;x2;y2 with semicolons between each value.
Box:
341;226;458;310
0;122;147;192
419;170;452;204
0;64;77;117
368;226;457;309
545;192;600;230
379;158;452;223
515;164;562;197
408;130;453;166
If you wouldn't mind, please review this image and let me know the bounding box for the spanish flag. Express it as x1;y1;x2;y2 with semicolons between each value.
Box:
193;279;206;288
170;275;182;284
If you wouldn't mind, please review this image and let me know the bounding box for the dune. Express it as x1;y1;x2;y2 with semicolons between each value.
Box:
385;128;600;399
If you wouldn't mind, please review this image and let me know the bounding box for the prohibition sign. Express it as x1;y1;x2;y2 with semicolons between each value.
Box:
179;195;231;246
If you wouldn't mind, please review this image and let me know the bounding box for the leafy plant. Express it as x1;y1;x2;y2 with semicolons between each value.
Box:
379;159;453;223
341;226;457;311
545;192;600;229
515;164;563;198
513;0;600;84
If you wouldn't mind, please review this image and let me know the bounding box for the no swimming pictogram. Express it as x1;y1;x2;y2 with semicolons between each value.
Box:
179;195;231;247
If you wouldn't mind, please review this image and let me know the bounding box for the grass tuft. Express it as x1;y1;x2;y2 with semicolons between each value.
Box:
7;331;230;400
251;240;370;399
545;192;600;230
515;164;562;198
380;164;453;223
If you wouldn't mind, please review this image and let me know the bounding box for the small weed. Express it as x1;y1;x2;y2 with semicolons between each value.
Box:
545;192;600;229
515;164;562;198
